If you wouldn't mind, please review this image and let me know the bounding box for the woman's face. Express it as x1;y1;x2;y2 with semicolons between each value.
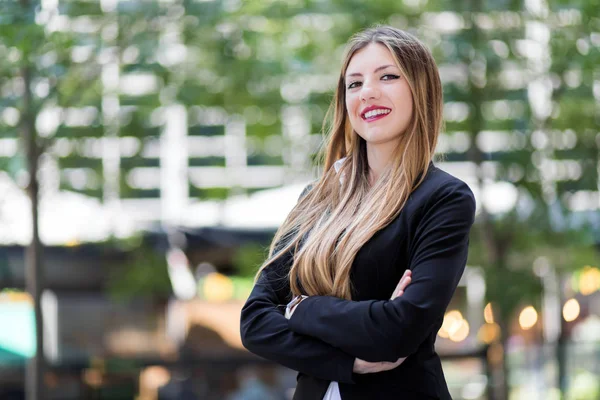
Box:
344;43;413;151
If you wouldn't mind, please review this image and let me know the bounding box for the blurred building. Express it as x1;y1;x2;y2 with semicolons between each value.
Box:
0;0;598;398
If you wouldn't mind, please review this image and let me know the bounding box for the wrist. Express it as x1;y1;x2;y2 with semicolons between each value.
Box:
285;295;308;319
352;358;362;373
352;358;371;374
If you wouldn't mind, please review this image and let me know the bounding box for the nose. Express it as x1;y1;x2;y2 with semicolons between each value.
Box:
359;81;380;102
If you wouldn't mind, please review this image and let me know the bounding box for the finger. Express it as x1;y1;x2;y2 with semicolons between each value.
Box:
401;269;411;280
392;284;402;299
393;277;411;298
402;276;411;289
391;271;411;299
382;359;402;371
399;270;411;286
392;273;408;295
400;275;411;289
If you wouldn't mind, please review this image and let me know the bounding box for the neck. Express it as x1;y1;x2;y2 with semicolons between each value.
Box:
366;143;395;184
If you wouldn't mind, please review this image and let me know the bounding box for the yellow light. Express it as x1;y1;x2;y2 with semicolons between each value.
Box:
141;366;171;390
0;291;32;304
442;310;464;337
438;327;449;338
449;320;470;342
484;303;494;324
579;266;600;296
203;272;234;302
83;369;103;388
477;322;500;344
519;306;538;330
562;298;580;322
65;239;80;247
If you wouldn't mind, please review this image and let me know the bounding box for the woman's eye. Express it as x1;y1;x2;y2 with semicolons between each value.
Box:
347;74;400;89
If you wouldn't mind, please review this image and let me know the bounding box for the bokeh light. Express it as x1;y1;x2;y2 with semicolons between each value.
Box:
439;310;470;342
579;266;600;296
519;306;538;330
477;322;500;344
203;272;234;302
563;298;580;322
484;302;494;324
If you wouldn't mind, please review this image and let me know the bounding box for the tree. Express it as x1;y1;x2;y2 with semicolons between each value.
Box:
2;1;54;397
543;0;600;396
1;1;132;397
439;0;600;398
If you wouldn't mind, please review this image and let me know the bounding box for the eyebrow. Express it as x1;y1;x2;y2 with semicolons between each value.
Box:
345;64;397;79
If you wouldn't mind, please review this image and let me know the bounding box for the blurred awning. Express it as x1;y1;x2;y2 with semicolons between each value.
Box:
171;226;275;251
0;172;125;245
0;170;308;244
163;225;276;275
184;182;310;228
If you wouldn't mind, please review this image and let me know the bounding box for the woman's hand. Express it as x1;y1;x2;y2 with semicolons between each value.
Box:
352;269;412;374
391;269;411;299
353;357;405;374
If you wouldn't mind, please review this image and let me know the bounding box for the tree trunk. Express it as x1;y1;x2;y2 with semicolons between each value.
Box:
22;62;45;400
557;333;567;399
499;317;510;400
556;273;567;399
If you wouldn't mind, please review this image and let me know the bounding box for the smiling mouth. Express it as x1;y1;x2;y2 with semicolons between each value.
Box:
362;109;391;122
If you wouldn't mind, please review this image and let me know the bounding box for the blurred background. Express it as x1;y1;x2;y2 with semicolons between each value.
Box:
0;0;599;399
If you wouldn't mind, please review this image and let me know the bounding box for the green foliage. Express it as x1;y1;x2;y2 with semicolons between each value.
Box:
433;0;600;331
106;235;172;301
188;186;231;200
1;0;597;323
0;288;23;293
232;243;270;278
484;266;543;323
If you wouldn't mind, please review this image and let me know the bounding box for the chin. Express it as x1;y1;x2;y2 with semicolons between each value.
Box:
362;130;390;141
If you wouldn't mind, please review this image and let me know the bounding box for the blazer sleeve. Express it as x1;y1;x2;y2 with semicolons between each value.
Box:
239;185;356;383
287;180;476;362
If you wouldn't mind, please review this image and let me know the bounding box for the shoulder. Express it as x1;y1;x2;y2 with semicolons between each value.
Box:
418;164;473;196
410;164;476;217
428;166;473;196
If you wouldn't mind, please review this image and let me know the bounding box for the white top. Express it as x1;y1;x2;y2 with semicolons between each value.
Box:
333;157;346;177
322;381;342;400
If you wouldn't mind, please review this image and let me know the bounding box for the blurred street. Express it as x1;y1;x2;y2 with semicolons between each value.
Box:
0;0;599;398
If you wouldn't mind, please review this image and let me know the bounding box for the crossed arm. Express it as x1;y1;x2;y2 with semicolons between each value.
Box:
240;180;475;375
286;182;476;362
240;248;356;383
240;250;412;380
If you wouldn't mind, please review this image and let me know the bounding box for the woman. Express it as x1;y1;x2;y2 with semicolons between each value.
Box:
240;25;476;400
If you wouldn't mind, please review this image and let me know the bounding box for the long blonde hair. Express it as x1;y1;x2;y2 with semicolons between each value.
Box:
257;25;443;300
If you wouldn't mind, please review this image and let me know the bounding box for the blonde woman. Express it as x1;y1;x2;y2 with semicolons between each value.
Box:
240;26;476;400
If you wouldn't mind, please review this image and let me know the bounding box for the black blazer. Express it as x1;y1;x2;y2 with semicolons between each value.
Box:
240;164;476;400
